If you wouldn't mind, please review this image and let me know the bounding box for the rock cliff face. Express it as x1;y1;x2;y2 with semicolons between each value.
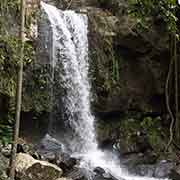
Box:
84;1;171;156
42;0;99;9
88;3;169;115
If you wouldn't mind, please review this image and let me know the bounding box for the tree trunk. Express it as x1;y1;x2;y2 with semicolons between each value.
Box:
165;34;175;152
174;32;179;143
9;0;26;179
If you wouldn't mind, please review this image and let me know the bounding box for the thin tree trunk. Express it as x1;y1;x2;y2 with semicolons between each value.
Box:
9;0;25;179
173;4;179;144
174;33;179;142
165;34;175;152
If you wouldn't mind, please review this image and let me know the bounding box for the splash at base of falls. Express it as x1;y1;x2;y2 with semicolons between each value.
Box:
41;2;169;180
73;149;169;180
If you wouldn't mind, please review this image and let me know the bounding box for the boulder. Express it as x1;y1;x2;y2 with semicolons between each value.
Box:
93;166;126;180
56;152;77;173
38;134;63;153
36;134;64;162
169;165;180;180
93;167;105;175
36;137;77;171
56;178;72;180
169;170;180;180
128;159;174;179
94;171;125;180
64;167;88;180
133;164;155;177
15;153;63;180
42;151;56;163
154;161;174;178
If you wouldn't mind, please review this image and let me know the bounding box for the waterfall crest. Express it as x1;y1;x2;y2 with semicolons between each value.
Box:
41;2;169;180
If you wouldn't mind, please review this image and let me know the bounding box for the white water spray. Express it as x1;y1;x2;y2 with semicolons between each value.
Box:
41;2;169;180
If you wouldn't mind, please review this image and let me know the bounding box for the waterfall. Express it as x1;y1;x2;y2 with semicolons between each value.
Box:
41;2;169;180
41;2;97;153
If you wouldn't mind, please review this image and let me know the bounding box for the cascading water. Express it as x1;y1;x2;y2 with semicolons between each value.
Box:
41;2;169;180
41;2;96;153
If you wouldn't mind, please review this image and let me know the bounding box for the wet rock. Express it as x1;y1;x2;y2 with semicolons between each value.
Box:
94;171;124;180
31;151;42;160
154;161;174;178
93;166;125;180
94;167;105;174
42;151;56;162
56;178;73;180
64;167;88;180
169;170;180;180
129;159;174;178
17;143;31;154
38;150;77;172
15;153;63;180
41;134;62;151
134;164;155;177
38;134;63;153
36;135;76;171
56;152;77;173
169;165;180;180
122;152;156;170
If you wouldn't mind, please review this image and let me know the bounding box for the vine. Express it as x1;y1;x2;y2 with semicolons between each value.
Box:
165;34;175;152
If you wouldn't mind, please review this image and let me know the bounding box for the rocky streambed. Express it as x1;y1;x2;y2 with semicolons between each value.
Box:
0;136;180;180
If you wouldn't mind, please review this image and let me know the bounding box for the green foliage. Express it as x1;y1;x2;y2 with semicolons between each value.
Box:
0;124;12;145
0;103;14;145
103;38;120;86
0;0;20;11
0;36;19;97
0;0;20;35
120;116;166;154
0;0;37;144
0;36;35;97
140;116;158;129
23;64;52;112
128;0;178;33
120;118;141;146
0;34;35;143
141;117;166;152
